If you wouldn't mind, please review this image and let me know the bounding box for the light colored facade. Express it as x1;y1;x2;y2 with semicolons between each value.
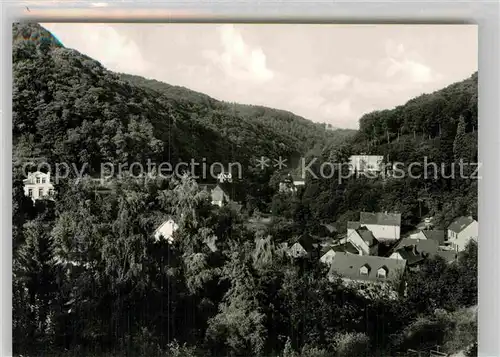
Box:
389;251;404;261
211;185;230;207
320;249;337;265
293;180;305;187
23;171;55;201
154;218;179;243
447;218;478;252
358;212;401;241
288;242;308;258
348;155;384;174
360;224;399;241
345;230;370;255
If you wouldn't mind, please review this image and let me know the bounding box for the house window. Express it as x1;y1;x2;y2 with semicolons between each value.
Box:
359;265;370;276
36;177;41;184
49;189;54;196
39;188;44;197
42;177;46;184
377;267;387;278
28;189;33;197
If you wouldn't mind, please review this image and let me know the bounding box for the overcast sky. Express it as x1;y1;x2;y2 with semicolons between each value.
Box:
41;23;477;129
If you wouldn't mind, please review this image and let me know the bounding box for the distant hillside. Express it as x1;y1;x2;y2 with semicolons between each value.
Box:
12;23;354;209
346;72;478;159
119;73;356;155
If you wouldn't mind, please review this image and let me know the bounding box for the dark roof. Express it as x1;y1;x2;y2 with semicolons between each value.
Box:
448;216;476;233
356;227;378;247
292;235;315;252
395;247;425;265
328;252;406;283
347;221;361;230
392;238;439;255
343;242;360;254
360;212;401;226
421;230;445;245
323;241;359;256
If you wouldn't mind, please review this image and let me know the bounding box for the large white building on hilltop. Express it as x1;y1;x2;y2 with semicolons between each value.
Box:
23;171;55;201
349;155;384;174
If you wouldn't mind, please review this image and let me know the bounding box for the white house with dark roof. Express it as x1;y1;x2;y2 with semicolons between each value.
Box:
358;211;401;242
23;171;55;201
410;230;446;246
154;218;179;243
447;216;478;252
340;226;379;256
200;184;233;207
320;242;359;265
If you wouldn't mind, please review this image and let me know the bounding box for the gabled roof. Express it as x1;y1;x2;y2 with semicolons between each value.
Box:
421;230;445;245
448;216;476;233
394;247;425;265
322;241;359;256
292;235;316;252
392;238;439;255
360;212;401;226
328;252;406;283
200;183;234;201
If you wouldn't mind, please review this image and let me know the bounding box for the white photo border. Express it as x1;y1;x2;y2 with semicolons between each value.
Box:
1;1;498;356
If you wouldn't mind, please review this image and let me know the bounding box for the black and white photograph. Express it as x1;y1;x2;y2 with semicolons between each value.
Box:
12;23;478;357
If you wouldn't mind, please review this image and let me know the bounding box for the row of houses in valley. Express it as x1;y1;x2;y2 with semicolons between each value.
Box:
283;210;478;298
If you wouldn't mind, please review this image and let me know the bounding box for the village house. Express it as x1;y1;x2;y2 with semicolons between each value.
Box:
348;154;384;174
446;216;478;252
153;217;179;243
286;235;319;259
409;229;446;246
355;211;401;242
388;237;457;266
328;252;407;297
339;225;379;256
200;183;234;207
23;171;55;201
278;173;305;193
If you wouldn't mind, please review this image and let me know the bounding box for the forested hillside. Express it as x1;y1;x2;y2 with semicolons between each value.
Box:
275;72;478;236
119;73;354;155
12;22;354;209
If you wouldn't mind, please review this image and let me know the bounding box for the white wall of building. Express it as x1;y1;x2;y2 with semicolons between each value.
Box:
349;155;384;173
447;221;478;252
346;231;370;255
154;219;179;243
320;250;336;265
23;171;54;201
361;224;400;241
